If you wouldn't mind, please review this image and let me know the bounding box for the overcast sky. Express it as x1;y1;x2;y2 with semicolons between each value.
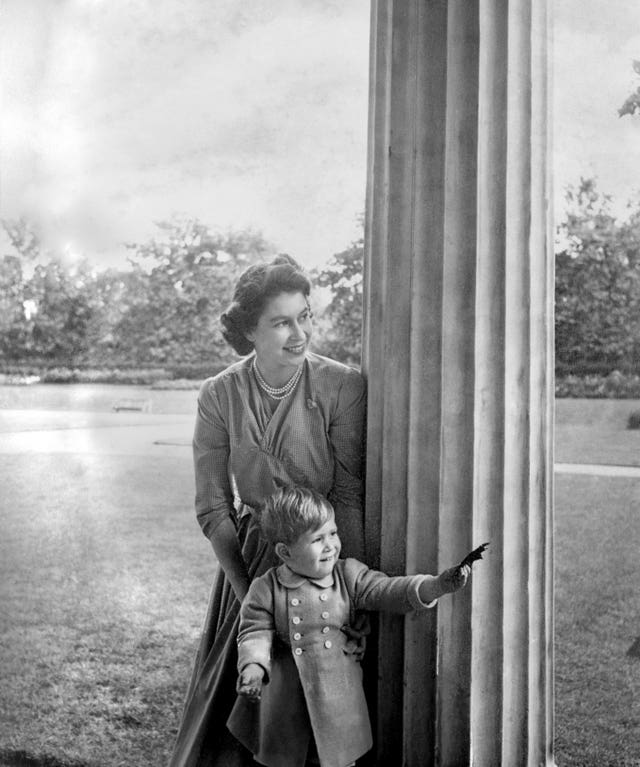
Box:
1;0;639;269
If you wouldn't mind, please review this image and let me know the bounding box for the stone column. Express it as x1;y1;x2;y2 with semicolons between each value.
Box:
362;2;553;765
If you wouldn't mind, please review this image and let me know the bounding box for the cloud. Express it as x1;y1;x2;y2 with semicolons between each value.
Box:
1;0;369;267
553;5;640;216
3;0;640;269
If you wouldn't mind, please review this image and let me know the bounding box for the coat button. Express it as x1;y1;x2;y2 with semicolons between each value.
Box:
322;626;330;634
293;632;302;641
324;640;332;649
294;647;303;656
321;611;329;619
291;598;300;606
292;616;301;624
319;593;328;601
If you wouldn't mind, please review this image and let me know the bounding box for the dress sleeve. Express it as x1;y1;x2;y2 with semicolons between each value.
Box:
328;369;366;559
192;379;235;540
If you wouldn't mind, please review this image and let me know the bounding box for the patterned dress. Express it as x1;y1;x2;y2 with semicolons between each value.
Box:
169;352;366;767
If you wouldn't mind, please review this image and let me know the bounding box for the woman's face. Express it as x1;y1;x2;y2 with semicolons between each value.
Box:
246;291;312;377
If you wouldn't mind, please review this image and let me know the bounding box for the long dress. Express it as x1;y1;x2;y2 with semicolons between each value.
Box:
169;352;366;767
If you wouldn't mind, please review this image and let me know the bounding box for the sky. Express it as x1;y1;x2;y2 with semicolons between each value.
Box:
1;0;639;270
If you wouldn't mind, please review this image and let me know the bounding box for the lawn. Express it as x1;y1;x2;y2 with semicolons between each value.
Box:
554;474;640;766
0;450;211;767
555;397;640;467
0;397;639;765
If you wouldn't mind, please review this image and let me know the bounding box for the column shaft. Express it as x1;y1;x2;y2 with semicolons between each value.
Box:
362;1;553;765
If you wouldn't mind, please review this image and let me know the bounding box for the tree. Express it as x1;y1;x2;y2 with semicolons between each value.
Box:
0;220;38;361
1;218;118;363
0;255;30;359
618;60;640;117
0;217;279;369
114;218;276;365
2;218;42;262
24;258;100;362
555;178;640;373
313;233;363;365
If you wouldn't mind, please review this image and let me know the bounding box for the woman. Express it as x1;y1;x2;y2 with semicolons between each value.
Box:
169;254;366;767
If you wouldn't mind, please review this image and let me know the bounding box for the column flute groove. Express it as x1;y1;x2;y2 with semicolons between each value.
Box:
404;0;448;763
471;0;508;763
437;1;479;764
502;0;533;763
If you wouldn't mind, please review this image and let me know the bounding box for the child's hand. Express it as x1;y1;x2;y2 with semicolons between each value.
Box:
438;564;471;594
341;612;371;662
440;541;489;594
237;663;264;702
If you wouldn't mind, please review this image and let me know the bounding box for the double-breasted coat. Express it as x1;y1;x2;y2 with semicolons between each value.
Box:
227;558;438;767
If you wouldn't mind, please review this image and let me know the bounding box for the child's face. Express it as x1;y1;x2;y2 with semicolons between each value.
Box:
282;513;341;579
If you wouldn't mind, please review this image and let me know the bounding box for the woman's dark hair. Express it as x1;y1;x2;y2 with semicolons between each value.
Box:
220;254;311;355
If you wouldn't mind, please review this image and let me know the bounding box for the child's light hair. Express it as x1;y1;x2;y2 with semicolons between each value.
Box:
259;486;335;546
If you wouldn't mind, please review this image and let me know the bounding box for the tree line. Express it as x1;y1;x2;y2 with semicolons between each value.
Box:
0;219;278;375
320;179;640;376
1;179;639;376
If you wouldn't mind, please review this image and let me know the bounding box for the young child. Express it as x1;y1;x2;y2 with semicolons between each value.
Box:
226;486;473;767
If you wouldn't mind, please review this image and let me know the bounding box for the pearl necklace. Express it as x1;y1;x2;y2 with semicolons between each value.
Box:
252;359;303;400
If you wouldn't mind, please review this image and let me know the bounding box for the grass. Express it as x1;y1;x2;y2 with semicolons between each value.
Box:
555;398;640;467
0;398;639;765
554;475;640;766
0;451;212;767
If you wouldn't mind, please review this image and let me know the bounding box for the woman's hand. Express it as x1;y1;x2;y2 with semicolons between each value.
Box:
341;612;371;661
237;663;265;702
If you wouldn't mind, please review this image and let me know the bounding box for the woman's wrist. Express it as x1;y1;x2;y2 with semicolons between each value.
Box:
227;571;250;601
208;518;251;600
209;539;250;599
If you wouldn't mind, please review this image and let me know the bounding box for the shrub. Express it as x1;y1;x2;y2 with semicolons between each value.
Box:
103;368;168;385
0;373;41;385
3;362;228;385
627;410;640;430
151;378;202;390
41;367;78;383
41;367;169;385
556;371;640;399
165;362;228;380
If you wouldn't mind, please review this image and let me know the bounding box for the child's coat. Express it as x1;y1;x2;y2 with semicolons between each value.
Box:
227;557;437;767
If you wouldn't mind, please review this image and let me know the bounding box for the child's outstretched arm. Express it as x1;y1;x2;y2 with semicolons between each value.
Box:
346;543;488;613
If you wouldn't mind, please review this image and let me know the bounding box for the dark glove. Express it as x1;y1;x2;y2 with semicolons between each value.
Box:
341;612;371;662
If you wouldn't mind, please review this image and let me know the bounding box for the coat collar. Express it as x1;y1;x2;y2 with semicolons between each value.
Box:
275;563;334;589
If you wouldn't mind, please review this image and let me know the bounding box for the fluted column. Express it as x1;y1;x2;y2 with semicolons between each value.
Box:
362;1;553;766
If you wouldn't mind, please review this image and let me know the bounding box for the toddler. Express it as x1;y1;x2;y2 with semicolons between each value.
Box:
226;486;474;767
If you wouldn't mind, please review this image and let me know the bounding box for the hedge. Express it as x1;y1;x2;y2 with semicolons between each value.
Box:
555;371;640;399
0;361;229;384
